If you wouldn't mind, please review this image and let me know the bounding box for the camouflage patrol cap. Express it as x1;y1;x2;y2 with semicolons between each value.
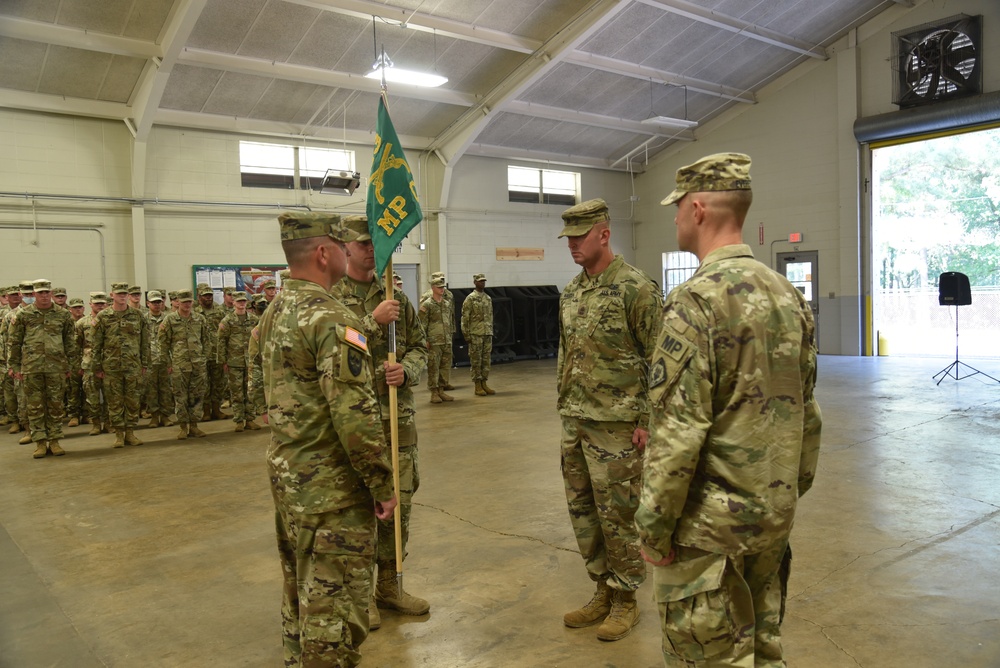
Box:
33;279;52;292
261;279;276;290
198;285;214;296
233;291;248;301
68;297;85;307
430;276;446;287
19;280;34;294
278;269;290;281
392;272;402;281
110;282;129;294
168;291;179;300
176;289;194;302
660;152;752;206
52;287;67;297
342;215;371;242
0;287;6;296
147;291;163;302
223;287;234;295
558;198;610;238
278;211;354;243
90;291;108;304
473;273;487;282
128;285;142;295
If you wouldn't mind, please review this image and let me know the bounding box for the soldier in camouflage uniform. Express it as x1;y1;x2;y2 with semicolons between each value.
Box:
196;285;228;421
461;273;495;396
222;286;235;313
0;286;17;427
159;289;210;439
8;280;78;458
261;278;277;305
557;198;663;641
421;272;455;391
218;291;260;432
261;211;397;667
52;287;69;310
331;214;430;624
77;292;110;435
418;274;454;404
168;291;180;313
7;281;37;440
637;154;822;668
145;291;173;428
65;297;86;426
92;282;150;448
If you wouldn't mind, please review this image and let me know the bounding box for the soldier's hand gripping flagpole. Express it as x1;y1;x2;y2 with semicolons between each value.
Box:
367;79;423;596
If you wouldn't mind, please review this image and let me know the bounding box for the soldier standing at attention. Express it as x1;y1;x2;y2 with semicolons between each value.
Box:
8;279;77;459
421;272;455;392
637;154;821;667
8;281;37;441
260;212;397;667
65;297;86;427
461;273;495;396
217;291;260;432
77;292;109;435
52;287;69;309
168;291;180;313
222;287;235;313
92;282;150;448
262;279;278;304
0;286;15;428
127;285;144;311
144;291;172;428
331;214;430;625
557;198;663;641
418;274;454;404
159;289;209;439
195;285;228;422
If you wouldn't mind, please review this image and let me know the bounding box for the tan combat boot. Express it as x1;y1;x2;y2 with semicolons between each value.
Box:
124;429;143;446
201;409;212;422
474;381;487;397
438;388;454;402
442;383;456;391
212;406;227;421
234;421;245;433
101;421;110;434
89;422;101;436
563;580;612;628
177;423;189;440
8;421;22;434
596;589;640;641
430;389;442;404
189;423;207;438
18;433;33;445
112;429;126;448
48;440;65;457
67;417;80;427
369;593;381;631
32;442;48;459
245;419;262;431
375;565;430;615
145;414;161;428
0;415;10;426
481;380;496;396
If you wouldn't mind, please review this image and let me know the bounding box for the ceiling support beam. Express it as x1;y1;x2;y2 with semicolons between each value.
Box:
177;49;478;107
635;0;827;60
465;143;639;172
564;51;755;104
0;16;162;59
0;87;130;120
282;0;540;53
503;100;695;137
130;0;208;140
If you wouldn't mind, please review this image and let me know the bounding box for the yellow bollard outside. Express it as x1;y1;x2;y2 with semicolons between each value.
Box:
877;331;889;356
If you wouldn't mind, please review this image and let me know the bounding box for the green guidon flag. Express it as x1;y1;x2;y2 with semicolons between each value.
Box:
366;94;423;278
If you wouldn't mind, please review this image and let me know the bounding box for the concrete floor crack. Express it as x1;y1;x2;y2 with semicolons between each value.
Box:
793;614;864;667
414;502;578;553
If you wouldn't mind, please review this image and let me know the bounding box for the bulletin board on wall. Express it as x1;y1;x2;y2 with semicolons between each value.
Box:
191;264;289;302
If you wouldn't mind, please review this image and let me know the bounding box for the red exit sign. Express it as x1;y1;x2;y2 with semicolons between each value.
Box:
788;232;803;243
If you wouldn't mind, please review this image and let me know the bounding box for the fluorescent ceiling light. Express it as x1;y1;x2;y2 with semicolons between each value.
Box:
366;53;448;88
640;116;699;130
321;170;361;196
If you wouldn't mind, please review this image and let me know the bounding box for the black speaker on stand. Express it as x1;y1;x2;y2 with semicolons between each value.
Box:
932;272;999;385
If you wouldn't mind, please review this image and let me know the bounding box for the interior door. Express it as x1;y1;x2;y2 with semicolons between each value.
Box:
776;251;819;346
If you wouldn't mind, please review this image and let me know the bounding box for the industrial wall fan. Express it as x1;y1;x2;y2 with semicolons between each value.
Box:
892;14;982;108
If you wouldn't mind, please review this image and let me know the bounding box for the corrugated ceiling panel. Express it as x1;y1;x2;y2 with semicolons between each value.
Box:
0;37;46;91
98;55;146;103
37;46;113;99
159;64;225;111
188;0;268;54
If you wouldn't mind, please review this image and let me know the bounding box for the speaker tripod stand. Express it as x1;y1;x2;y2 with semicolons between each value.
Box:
932;305;1000;385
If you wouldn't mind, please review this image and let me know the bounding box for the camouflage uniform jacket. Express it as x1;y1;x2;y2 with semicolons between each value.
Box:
635;245;822;560
247;325;264;412
8;304;77;374
259;278;394;513
158;311;209;372
75;314;101;371
0;305;10;372
418;294;451;345
421;288;455;337
147;311;168;365
557;254;663;423
195;303;227;360
331;276;428;420
217;311;258;367
461;290;493;337
92;306;150;374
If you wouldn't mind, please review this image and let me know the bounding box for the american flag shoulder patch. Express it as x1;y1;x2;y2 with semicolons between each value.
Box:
344;326;368;352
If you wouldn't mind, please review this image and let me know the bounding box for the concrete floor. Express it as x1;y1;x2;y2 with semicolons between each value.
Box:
1;355;999;668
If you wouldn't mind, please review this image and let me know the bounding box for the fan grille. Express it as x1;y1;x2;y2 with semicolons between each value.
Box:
892;14;982;108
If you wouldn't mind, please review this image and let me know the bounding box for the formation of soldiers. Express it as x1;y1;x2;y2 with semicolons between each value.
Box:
0;280;278;458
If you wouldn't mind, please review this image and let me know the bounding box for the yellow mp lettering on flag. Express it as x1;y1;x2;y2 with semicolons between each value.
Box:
366;95;423;277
